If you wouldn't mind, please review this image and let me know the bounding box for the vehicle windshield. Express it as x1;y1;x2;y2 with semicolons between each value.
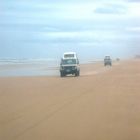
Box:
62;59;76;65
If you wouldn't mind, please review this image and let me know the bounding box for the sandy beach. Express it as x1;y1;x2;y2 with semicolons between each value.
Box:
0;60;140;140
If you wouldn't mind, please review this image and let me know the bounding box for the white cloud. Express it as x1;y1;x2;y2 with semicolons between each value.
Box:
127;3;140;17
125;27;140;32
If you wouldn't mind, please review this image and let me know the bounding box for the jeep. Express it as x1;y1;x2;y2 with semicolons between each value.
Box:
60;58;80;77
104;56;112;66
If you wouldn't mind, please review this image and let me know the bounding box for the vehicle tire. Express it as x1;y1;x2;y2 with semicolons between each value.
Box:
60;72;64;77
75;71;79;77
78;71;80;76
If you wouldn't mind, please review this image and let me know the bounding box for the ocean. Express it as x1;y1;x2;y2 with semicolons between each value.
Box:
0;59;60;77
0;58;101;77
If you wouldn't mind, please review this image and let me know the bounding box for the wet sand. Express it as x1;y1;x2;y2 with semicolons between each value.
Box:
0;60;140;140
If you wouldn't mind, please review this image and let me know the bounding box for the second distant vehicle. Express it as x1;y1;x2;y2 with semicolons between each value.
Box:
104;56;112;66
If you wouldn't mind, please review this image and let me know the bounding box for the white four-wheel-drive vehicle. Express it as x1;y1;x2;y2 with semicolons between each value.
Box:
60;53;80;77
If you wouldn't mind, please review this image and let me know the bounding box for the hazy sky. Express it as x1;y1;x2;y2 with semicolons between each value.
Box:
0;0;140;60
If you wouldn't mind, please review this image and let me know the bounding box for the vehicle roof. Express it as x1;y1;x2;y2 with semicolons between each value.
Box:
63;52;76;55
62;52;77;59
105;55;110;57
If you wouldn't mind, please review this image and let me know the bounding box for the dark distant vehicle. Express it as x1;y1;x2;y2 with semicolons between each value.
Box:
104;56;112;66
60;58;80;77
116;58;120;61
